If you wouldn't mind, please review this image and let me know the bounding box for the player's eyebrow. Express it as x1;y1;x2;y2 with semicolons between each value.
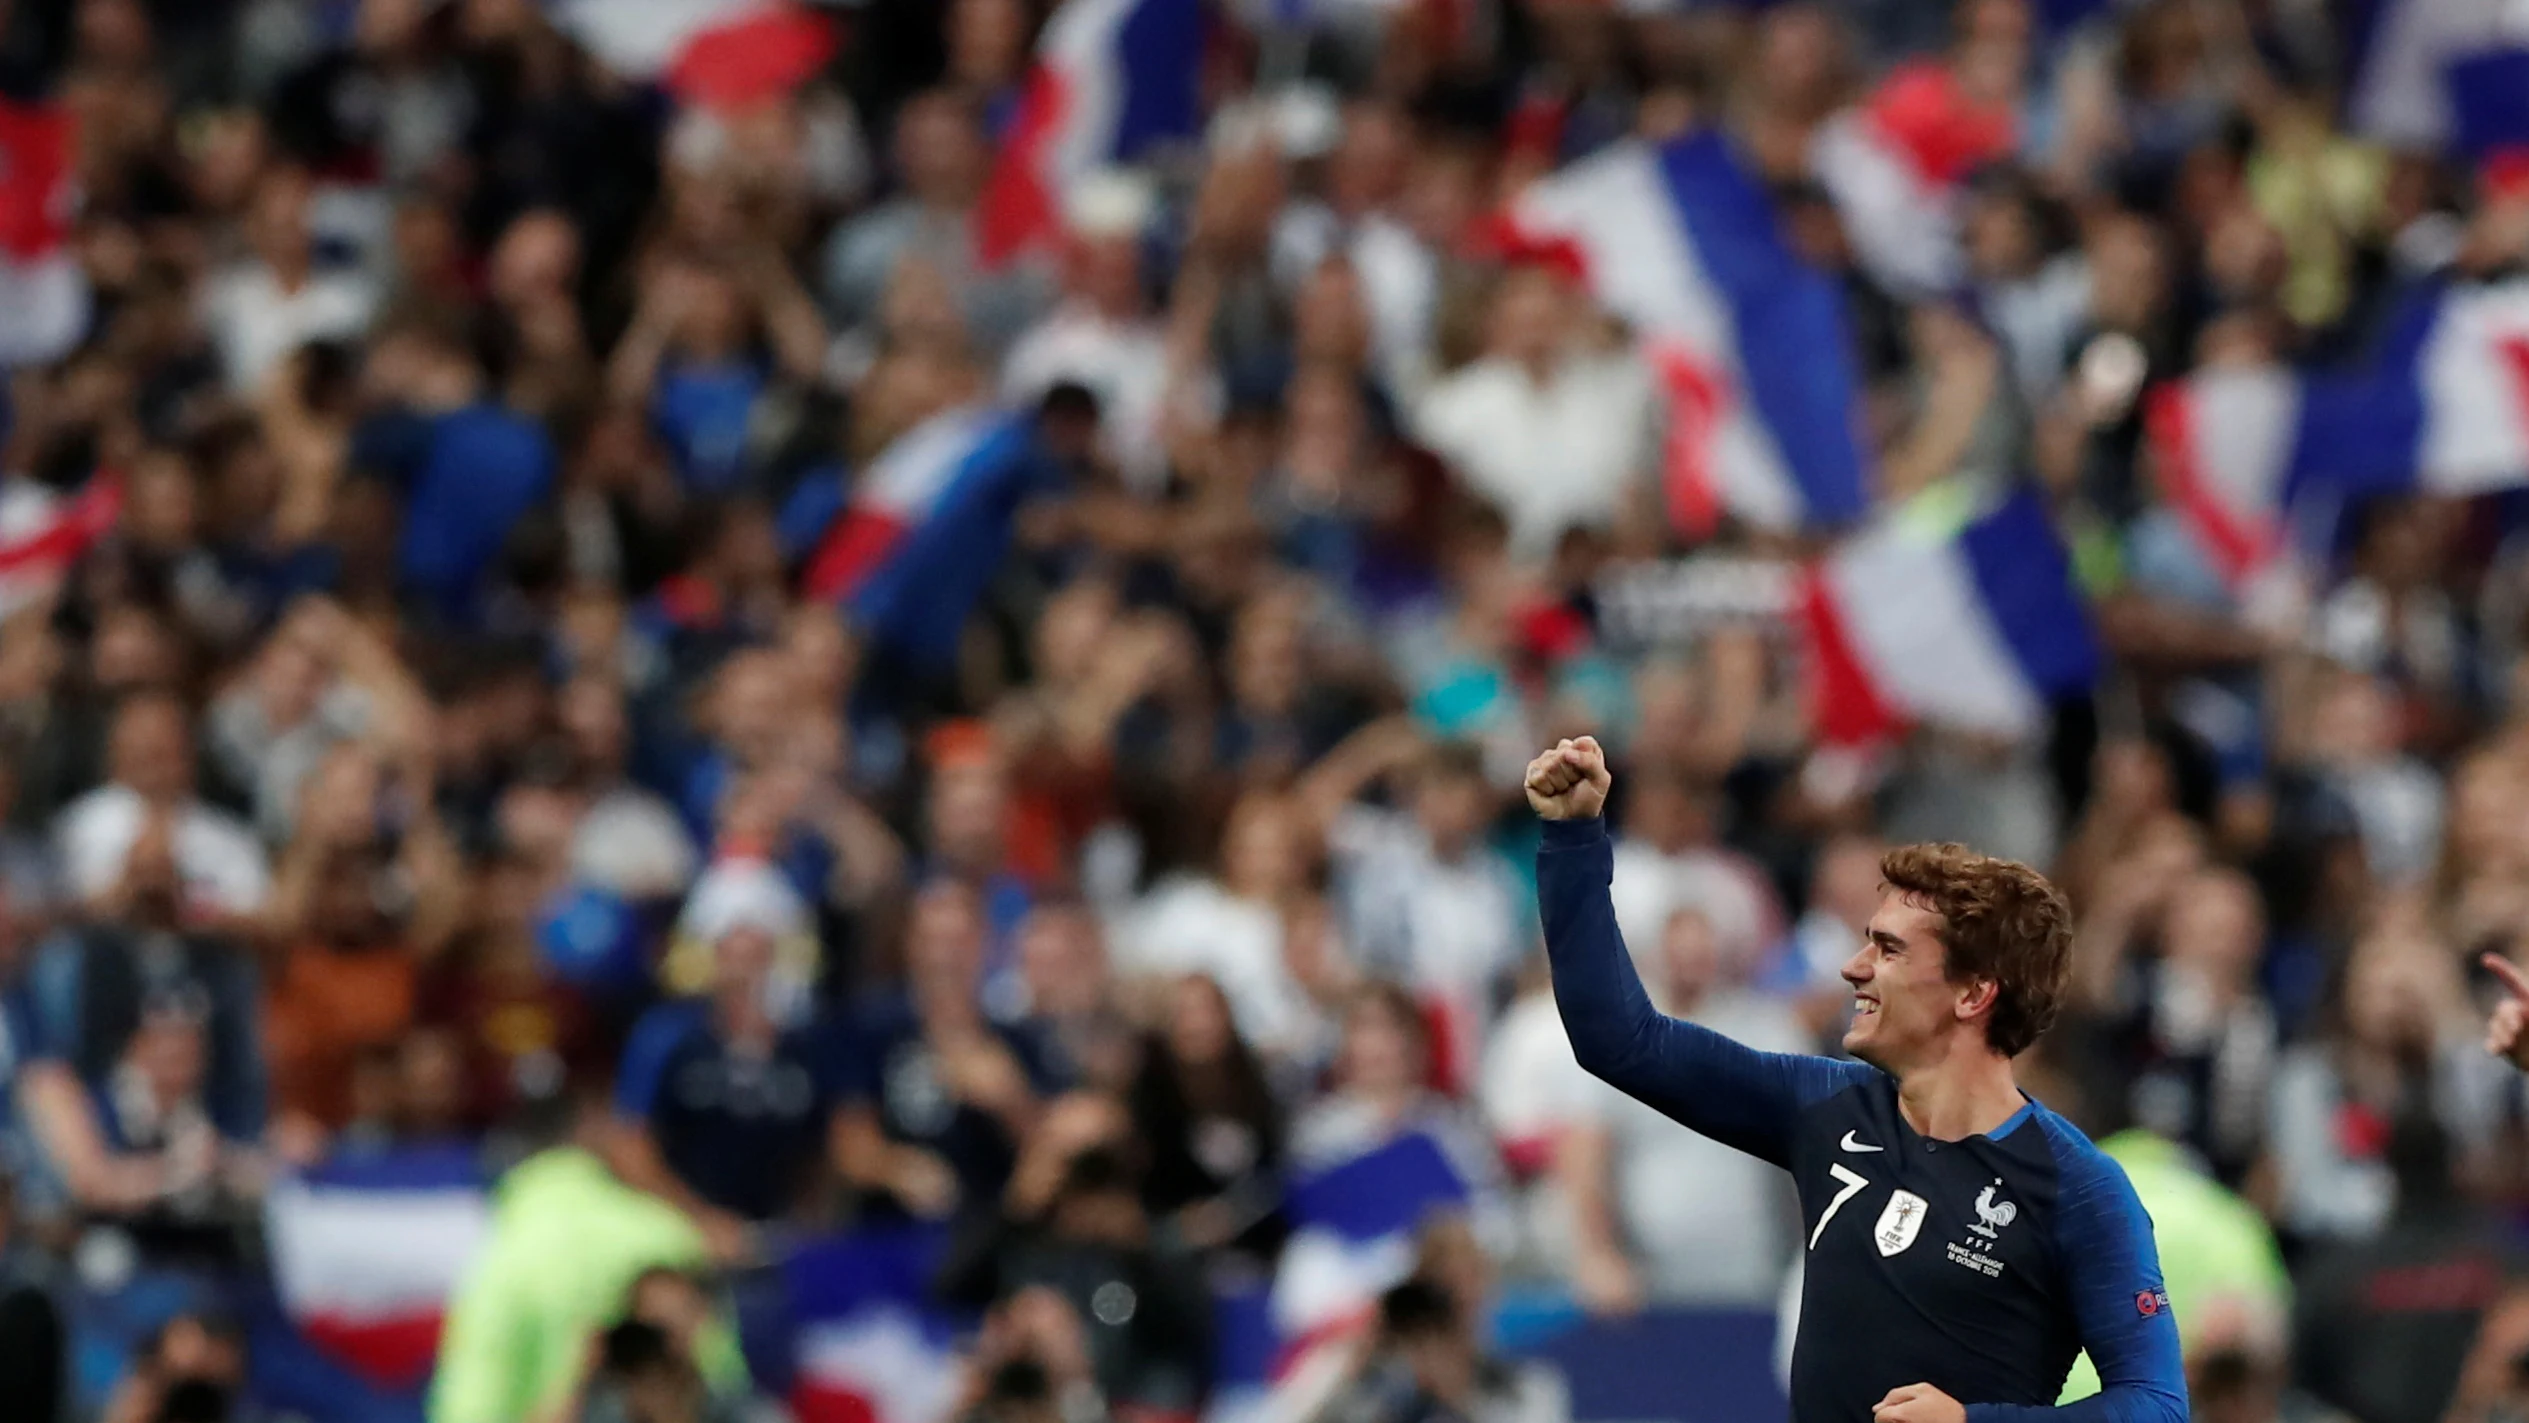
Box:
1868;927;1908;953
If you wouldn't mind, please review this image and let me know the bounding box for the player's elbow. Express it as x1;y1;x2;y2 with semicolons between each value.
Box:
1558;1006;1661;1092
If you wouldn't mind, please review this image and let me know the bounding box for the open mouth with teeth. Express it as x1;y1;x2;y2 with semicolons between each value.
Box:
1852;995;1879;1017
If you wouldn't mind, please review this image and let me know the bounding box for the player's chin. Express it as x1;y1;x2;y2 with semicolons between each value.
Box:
1840;1004;1880;1055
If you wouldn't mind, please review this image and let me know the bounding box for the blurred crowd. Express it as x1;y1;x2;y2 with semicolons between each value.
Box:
0;0;2527;1421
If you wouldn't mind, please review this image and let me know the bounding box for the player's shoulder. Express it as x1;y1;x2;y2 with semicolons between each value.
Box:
2018;1100;2151;1216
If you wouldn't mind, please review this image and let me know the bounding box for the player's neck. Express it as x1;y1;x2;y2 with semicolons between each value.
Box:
1892;1048;2027;1142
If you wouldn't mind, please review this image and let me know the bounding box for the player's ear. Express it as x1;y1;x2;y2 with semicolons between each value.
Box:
1954;976;1999;1024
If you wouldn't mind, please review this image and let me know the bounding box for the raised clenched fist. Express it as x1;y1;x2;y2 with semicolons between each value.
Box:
1524;736;1612;821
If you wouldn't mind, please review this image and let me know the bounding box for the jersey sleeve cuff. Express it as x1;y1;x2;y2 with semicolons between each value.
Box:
1538;817;1610;850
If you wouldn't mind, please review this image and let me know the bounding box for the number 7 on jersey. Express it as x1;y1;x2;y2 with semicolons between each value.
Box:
1811;1162;1869;1250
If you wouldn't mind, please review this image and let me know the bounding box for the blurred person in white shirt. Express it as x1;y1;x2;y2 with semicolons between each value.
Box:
57;693;270;925
1001;170;1202;496
1412;263;1658;564
202;165;377;390
1116;789;1332;1074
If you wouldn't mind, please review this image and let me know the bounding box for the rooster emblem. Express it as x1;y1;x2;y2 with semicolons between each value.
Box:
1974;1181;2019;1232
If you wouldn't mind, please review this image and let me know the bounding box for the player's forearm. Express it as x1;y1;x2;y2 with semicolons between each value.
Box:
1962;1383;2188;1423
1537;818;1666;1080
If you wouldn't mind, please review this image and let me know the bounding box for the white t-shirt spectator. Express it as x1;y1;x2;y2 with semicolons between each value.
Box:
203;261;377;390
55;787;272;917
1414;351;1657;561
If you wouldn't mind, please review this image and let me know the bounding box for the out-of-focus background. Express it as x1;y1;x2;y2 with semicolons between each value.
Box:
0;0;2525;1419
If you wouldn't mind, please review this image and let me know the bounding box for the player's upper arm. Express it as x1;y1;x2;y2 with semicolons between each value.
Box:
1535;817;1871;1165
1973;1127;2188;1423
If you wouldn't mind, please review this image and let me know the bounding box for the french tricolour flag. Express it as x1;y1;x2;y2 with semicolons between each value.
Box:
798;405;1040;667
1510;130;1870;537
1801;488;2098;746
0;472;122;618
2342;0;2522;150
977;0;1204;266
2146;280;2529;586
1269;1128;1472;1370
0;96;88;369
1810;63;2017;299
557;0;833;106
2142;363;2305;587
264;1146;491;1391
787;1231;964;1423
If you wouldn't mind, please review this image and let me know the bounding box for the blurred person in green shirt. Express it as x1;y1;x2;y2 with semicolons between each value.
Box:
429;1091;750;1423
2057;1131;2293;1405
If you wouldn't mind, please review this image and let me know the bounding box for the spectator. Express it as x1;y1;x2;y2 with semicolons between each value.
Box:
834;882;1055;1222
1117;790;1334;1074
609;920;842;1256
55;694;270;925
558;676;700;906
2268;919;2513;1244
2295;1112;2524;1423
430;1090;748;1423
544;1268;755;1423
15;815;266;1261
98;1311;248;1423
937;1092;1214;1418
2077;866;2278;1185
0;1175;65;1423
1000;171;1186;497
952;1287;1112;1423
1317;735;1528;1077
1410;264;1657;564
1127;974;1288;1261
822;90;1042;354
259;742;463;1154
201;166;378;391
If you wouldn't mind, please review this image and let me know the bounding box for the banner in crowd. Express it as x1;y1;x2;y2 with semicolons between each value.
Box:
264;1146;492;1391
1270;1126;1477;1361
785;1231;967;1423
1510;129;1872;538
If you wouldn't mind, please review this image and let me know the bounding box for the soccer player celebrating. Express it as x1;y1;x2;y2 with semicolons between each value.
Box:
1526;737;2186;1423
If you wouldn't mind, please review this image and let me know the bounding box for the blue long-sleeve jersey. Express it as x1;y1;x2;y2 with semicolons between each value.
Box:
1538;818;2187;1423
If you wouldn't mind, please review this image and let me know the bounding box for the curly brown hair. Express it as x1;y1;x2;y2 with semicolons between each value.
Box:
1879;843;2074;1058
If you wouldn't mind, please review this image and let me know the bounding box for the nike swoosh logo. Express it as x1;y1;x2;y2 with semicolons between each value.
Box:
1840;1131;1885;1153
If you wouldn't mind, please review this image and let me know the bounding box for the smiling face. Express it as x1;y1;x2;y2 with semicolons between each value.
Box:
1842;891;1980;1073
